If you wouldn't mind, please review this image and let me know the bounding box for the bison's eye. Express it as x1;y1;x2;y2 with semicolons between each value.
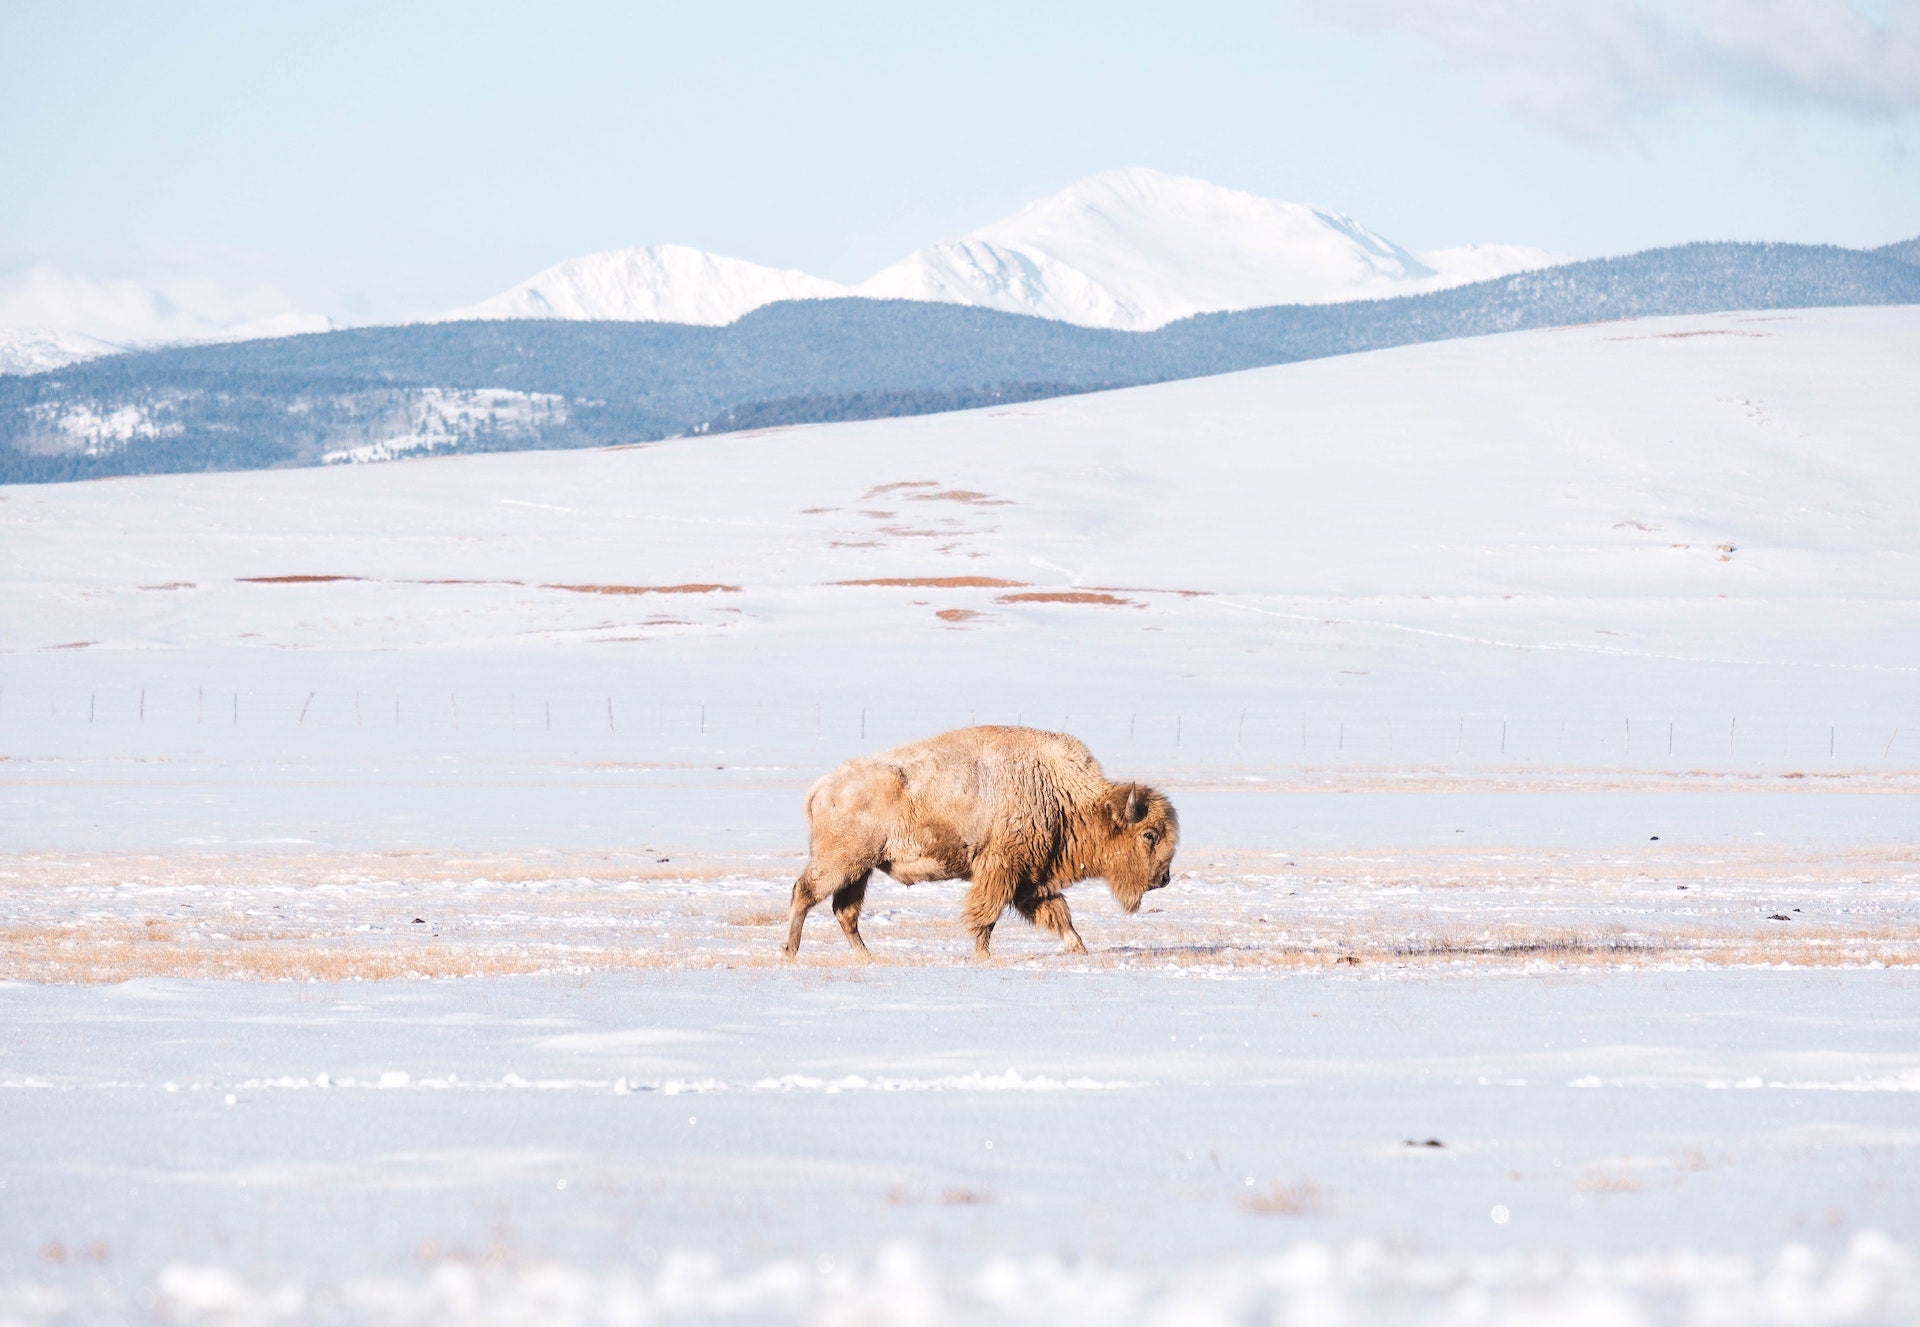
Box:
1142;829;1160;848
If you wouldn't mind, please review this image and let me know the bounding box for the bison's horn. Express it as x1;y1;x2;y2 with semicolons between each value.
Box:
1126;784;1149;823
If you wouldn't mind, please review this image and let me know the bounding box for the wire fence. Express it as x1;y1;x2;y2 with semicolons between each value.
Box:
0;684;1909;772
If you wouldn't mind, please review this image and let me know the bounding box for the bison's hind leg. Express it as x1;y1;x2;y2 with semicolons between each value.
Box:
832;874;874;959
784;866;826;957
784;864;876;960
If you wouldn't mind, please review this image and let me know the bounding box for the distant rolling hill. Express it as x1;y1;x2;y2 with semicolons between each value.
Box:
3;239;1917;484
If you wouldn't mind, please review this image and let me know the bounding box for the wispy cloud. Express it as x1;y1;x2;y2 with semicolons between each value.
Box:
1302;0;1920;137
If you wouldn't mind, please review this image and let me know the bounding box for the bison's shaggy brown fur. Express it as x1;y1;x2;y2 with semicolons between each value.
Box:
784;726;1179;959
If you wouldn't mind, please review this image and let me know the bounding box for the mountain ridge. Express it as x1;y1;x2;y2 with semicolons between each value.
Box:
5;239;1916;484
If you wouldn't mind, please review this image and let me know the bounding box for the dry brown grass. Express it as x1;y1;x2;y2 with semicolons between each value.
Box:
1239;1180;1327;1216
3;840;1914;982
936;608;983;623
863;481;940;497
1580;1165;1643;1194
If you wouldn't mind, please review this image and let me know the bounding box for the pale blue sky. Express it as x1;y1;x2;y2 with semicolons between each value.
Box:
3;0;1916;319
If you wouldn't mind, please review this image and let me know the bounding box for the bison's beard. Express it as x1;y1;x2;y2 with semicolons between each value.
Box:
1109;875;1153;914
1109;863;1173;914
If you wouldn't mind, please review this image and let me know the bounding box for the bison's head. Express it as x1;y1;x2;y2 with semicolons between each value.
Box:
1101;782;1179;913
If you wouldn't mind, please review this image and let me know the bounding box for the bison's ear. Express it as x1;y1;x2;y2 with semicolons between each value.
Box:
1108;783;1150;831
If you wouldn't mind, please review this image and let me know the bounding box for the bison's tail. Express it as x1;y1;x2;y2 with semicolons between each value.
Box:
800;773;832;845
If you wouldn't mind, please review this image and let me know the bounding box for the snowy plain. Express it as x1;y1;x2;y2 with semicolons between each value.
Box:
2;307;1917;1324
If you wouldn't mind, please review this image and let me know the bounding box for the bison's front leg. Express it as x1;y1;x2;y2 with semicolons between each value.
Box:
961;865;1018;959
1029;893;1089;955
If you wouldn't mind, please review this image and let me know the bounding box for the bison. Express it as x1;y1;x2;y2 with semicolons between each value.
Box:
783;725;1179;959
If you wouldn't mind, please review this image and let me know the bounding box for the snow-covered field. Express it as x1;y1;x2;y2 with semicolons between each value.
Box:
3;307;1917;1323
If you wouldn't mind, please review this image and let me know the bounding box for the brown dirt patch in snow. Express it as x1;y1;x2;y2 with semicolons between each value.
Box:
936;608;983;623
544;583;741;596
997;591;1139;607
238;575;367;584
836;576;1029;589
863;481;940;497
1612;329;1771;341
909;489;1011;505
1084;586;1212;598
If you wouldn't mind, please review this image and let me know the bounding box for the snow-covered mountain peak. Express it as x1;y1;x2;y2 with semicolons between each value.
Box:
974;166;1430;277
860;167;1552;330
443;244;851;326
0;264;335;375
